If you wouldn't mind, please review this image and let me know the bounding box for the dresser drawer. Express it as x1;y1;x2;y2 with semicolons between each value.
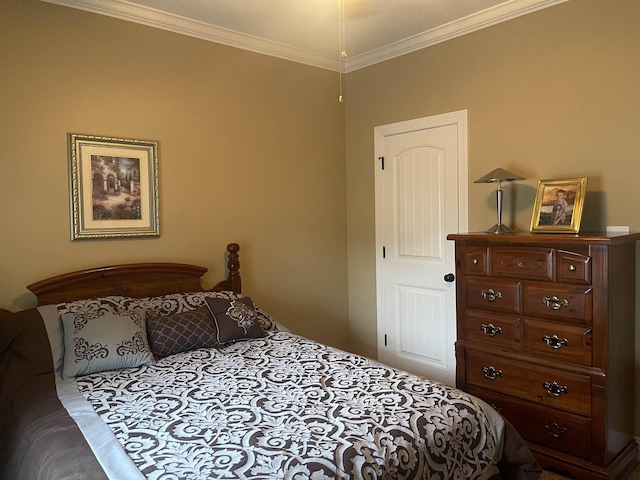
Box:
522;283;592;325
490;247;553;281
467;387;591;459
464;247;490;275
465;278;521;314
556;250;592;285
466;350;591;416
523;318;592;365
465;310;520;350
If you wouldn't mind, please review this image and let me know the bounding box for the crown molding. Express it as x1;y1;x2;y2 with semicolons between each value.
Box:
41;0;567;73
345;0;569;72
40;0;339;70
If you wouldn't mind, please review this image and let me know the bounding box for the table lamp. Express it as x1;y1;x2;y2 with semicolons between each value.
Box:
475;167;524;234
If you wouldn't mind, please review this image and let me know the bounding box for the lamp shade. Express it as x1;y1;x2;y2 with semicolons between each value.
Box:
474;167;524;184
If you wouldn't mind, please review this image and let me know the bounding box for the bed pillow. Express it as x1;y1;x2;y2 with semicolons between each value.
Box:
57;292;241;320
204;296;264;344
146;306;218;358
61;309;153;379
136;291;240;317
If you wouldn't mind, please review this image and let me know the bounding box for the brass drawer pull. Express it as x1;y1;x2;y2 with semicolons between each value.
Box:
542;381;568;397
542;296;569;310
568;264;577;271
482;366;503;380
481;323;502;337
544;422;567;439
542;334;569;349
480;289;502;302
472;258;479;265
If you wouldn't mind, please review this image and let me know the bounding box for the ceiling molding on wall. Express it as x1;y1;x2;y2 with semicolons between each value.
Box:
41;0;568;73
41;0;339;70
345;0;570;72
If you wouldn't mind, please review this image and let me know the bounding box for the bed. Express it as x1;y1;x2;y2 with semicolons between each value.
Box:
0;243;541;480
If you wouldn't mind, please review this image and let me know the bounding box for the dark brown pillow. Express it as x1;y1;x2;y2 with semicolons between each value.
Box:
204;296;264;344
146;306;217;358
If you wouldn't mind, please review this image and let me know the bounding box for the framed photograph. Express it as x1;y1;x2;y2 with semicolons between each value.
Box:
529;177;587;233
68;133;159;240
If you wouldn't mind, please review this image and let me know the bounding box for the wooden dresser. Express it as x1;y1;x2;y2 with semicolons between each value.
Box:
447;232;639;480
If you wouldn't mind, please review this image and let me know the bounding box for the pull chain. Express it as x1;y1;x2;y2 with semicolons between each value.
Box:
338;0;347;102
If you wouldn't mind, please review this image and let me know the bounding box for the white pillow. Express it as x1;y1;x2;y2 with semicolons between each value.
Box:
61;309;153;379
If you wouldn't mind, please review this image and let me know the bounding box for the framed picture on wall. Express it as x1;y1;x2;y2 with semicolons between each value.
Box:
529;177;587;233
68;133;160;240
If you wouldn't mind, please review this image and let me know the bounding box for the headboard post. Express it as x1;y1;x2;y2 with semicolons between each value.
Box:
226;243;241;293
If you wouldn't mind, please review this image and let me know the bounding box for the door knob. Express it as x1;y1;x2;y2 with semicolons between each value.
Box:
444;273;455;282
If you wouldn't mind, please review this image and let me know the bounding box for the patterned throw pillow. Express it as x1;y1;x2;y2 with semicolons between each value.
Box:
61;309;153;379
146;306;218;358
204;296;264;344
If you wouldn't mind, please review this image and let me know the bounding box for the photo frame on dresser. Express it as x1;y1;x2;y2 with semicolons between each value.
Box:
68;133;160;240
529;177;587;233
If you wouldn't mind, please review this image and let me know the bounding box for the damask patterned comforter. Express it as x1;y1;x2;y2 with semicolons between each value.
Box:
79;328;542;480
0;306;541;480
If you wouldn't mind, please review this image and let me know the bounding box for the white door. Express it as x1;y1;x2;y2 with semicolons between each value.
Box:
374;110;468;387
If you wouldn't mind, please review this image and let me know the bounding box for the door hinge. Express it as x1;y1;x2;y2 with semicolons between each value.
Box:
382;246;386;258
384;334;388;346
378;156;384;170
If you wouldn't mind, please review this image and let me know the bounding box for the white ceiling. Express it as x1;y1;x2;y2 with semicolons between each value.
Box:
41;0;567;72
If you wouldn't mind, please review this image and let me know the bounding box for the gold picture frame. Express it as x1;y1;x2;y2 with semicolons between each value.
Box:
68;133;160;240
529;177;587;233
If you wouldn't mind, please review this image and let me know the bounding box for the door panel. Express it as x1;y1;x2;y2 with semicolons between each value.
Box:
397;146;444;259
397;285;448;368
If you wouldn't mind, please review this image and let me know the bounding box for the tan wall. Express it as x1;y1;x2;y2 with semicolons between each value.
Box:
0;0;349;348
345;0;640;435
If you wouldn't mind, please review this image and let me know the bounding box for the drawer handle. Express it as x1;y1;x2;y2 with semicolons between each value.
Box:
482;366;503;380
544;422;567;439
542;296;569;310
568;264;577;272
481;323;503;337
481;289;502;302
542;381;568;397
542;334;569;349
472;258;479;265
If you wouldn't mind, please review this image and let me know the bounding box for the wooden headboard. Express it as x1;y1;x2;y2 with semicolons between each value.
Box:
3;243;241;312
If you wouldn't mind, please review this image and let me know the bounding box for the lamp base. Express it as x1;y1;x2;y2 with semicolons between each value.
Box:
484;223;514;234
